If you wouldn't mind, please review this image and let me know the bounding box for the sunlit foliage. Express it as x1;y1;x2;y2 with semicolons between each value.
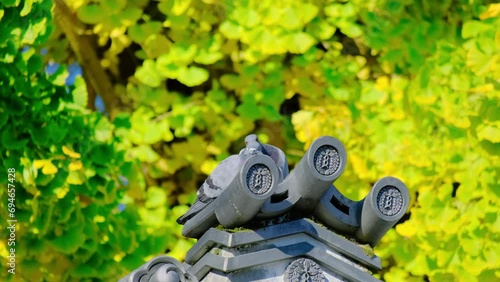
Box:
0;0;498;281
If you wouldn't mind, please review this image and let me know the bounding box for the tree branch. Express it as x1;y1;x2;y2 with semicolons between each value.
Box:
52;0;118;119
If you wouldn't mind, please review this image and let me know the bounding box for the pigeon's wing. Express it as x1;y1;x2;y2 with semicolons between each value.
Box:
262;144;289;179
176;155;244;225
207;155;244;190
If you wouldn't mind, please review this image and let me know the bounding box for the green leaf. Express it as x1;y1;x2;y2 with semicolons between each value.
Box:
128;21;163;43
194;50;223;65
51;226;86;254
260;105;282;122
27;54;42;74
156;57;182;79
219;21;242;39
129;145;160;162
89;144;114;165
205;89;236;113
236;101;262;120
449;74;470;91
167;14;190;30
101;0;127;12
476;124;500;143
67;171;86;185
282;32;316;54
467;45;495;75
280;7;301;29
307;19;336;40
2;0;20;7
0;109;8;129
339;21;363;38
119;8;143;26
4;95;26;116
135;60;162;87
325;3;356;18
233;8;260;28
94;116;113;142
140;122;164;144
71;264;98;278
20;0;33;17
72;76;88;108
177;66;209;87
462;20;489;39
261;86;285;107
77;5;105;24
326;87;350;101
2;125;28;149
247;28;286;55
145;187;166;208
166;43;198;65
296;3;318;24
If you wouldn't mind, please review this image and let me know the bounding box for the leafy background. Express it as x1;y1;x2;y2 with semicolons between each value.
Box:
0;0;499;281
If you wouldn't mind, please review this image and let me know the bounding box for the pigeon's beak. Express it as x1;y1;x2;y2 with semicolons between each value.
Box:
249;148;257;154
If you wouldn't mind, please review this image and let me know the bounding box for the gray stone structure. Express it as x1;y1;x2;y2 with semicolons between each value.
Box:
120;136;410;282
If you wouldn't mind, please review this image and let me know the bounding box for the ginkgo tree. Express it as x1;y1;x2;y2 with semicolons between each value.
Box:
0;0;499;281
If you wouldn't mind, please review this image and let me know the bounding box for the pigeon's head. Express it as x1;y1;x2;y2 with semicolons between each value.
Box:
244;134;263;155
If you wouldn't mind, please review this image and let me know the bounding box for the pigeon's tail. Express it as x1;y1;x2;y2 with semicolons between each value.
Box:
176;198;212;225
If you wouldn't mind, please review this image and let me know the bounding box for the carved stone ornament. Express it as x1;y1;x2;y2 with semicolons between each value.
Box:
120;135;411;282
246;164;273;195
284;258;326;282
313;145;341;176
376;186;403;216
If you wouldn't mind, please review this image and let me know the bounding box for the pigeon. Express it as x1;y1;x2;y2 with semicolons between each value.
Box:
176;138;263;225
240;134;289;182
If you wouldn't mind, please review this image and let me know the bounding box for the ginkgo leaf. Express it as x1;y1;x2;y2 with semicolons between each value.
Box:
282;32;316;54
62;146;81;158
177;66;209;87
479;3;500;20
34;159;49;169
135;60;162;88
77;4;105;24
476;124;500;143
69;160;83;171
42;161;58;175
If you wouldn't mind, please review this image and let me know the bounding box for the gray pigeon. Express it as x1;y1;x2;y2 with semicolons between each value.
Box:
240;134;289;182
176;139;263;225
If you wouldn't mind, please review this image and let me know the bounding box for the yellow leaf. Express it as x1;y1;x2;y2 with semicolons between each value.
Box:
69;160;83;171
42;162;58;175
113;252;125;262
468;83;494;93
200;159;218;175
62;146;81;158
172;0;191;15
94;215;106;223
480;3;500;20
54;187;69;199
350;153;370;179
476;124;500;143
33;159;49;169
375;76;390;91
466;46;496;76
0;240;8;258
